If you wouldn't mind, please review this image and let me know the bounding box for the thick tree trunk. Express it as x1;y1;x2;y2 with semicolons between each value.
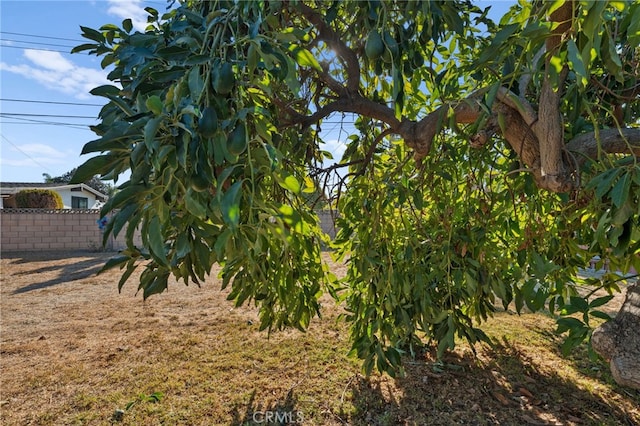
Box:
591;283;640;390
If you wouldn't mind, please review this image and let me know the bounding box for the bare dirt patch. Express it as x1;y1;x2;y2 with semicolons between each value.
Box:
1;250;638;425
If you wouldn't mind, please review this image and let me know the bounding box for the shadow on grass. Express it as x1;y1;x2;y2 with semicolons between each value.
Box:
345;338;639;426
230;389;301;425
6;252;108;294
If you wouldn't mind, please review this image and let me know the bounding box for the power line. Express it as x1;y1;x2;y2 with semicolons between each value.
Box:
0;44;72;54
1;113;98;119
0;31;84;43
0;38;77;49
0;98;104;107
0;121;90;130
0;134;54;172
0;116;91;130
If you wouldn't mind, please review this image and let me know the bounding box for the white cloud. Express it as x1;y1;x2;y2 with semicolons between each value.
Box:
107;0;150;32
16;144;68;159
1;143;72;168
0;49;110;99
322;139;347;162
1;158;62;167
23;50;74;72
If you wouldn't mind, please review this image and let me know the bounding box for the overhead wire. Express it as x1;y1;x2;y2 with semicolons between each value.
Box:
0;30;360;137
0;113;98;119
0;31;84;43
0;133;55;172
0;38;77;49
0;44;73;54
0;98;104;107
0;116;91;130
0;31;87;54
0;121;90;130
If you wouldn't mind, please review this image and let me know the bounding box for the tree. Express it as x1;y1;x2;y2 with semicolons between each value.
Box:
44;169;115;197
72;0;640;386
15;189;63;209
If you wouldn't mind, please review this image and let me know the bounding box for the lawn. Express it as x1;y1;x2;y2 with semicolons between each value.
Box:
0;251;638;425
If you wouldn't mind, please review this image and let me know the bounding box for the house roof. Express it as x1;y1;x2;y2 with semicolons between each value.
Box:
0;182;65;188
0;182;108;200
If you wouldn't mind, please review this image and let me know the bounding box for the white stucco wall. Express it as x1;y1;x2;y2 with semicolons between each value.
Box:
56;188;102;209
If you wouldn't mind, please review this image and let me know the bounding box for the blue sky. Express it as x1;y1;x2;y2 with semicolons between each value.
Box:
0;0;169;182
0;0;514;183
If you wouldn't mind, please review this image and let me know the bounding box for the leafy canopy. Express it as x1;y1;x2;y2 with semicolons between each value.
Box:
72;0;640;376
15;189;64;209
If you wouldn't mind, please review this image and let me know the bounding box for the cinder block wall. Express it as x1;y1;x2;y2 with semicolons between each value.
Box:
0;209;141;252
1;208;337;252
316;209;337;239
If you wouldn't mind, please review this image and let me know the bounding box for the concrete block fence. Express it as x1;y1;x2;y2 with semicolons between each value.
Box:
0;209;140;252
316;209;337;239
1;208;338;252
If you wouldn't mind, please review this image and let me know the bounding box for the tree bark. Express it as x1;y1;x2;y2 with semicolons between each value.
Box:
566;128;640;166
591;282;640;390
531;0;574;192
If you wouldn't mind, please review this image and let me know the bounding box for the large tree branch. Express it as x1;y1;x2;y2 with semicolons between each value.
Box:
497;87;537;126
532;0;574;192
406;98;481;159
284;83;638;193
279;95;401;130
278;1;634;194
295;2;361;94
566;128;640;165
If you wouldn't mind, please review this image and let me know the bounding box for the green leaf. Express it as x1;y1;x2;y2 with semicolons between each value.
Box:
485;83;500;108
628;4;640;47
101;185;145;214
589;295;614;309
148;216;168;266
123;19;133;33
221;181;243;227
546;0;565;16
247;42;259;73
90;85;120;97
583;1;606;42
289;46;322;72
214;228;232;259
589;310;612;321
611;201;634;226
70;155;119;183
100;24;120;32
185;191;207;219
81;135;128;155
118;260;139;293
146;95;163;115
71;43;99;53
144;116;163;150
592;168;621;199
90;86;134;116
602;31;623;81
188;66;204;101
568;296;589;312
98;255;130;274
567;40;588;87
278;174;301;194
143;270;170;299
110;204;138;238
609;172;630;208
80;25;105;43
556;317;584;334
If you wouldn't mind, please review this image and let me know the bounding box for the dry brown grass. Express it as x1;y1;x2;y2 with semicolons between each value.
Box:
1;250;638;425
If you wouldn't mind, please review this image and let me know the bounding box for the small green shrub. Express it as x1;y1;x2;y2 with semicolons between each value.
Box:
15;189;63;209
